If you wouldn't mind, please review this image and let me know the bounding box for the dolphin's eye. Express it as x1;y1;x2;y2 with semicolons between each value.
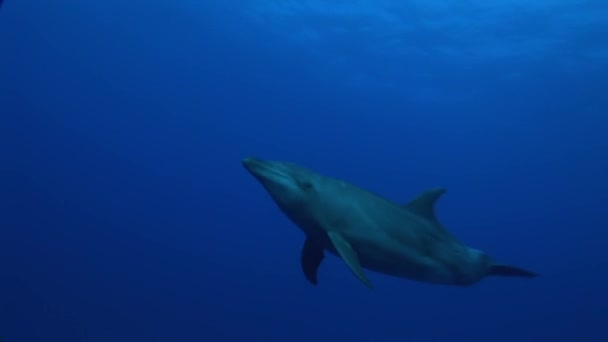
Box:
299;181;314;191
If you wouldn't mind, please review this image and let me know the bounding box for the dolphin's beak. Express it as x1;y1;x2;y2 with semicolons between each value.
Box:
242;157;264;173
242;157;287;183
242;157;271;178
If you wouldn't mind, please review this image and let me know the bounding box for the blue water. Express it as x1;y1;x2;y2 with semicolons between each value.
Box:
2;1;607;341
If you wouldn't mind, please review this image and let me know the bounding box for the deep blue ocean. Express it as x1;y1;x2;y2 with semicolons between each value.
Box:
2;1;607;341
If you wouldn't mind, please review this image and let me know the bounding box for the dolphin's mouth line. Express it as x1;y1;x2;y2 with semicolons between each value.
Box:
244;158;291;180
255;163;289;179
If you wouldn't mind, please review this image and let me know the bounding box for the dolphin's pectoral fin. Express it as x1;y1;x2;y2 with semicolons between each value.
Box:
488;264;537;278
301;237;325;285
327;231;373;288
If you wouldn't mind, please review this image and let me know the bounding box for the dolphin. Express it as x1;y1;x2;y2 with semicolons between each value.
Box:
242;157;537;288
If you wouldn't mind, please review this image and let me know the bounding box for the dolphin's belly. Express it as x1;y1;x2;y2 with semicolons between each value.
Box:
338;231;458;284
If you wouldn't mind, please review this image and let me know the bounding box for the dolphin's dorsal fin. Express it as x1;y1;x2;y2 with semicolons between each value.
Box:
403;188;446;225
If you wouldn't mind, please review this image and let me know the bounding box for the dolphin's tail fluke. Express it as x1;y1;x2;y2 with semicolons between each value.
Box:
488;264;537;278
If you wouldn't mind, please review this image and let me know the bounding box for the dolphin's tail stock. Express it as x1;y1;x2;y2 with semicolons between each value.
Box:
487;264;537;278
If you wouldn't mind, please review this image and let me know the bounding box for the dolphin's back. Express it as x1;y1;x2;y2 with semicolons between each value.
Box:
326;177;454;242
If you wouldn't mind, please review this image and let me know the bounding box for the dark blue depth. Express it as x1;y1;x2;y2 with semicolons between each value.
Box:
1;1;607;341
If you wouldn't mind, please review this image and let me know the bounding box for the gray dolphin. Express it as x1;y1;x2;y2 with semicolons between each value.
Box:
242;157;536;288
